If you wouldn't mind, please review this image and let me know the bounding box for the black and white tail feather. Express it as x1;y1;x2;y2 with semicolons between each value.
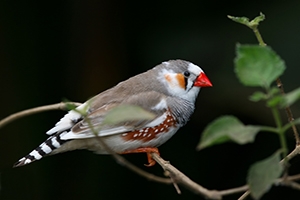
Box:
13;134;69;167
13;104;85;167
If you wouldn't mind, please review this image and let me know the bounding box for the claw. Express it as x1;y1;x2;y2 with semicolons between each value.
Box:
121;147;160;167
144;152;157;167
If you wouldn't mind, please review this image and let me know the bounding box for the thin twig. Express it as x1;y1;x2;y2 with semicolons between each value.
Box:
218;185;249;196
151;153;222;199
238;190;250;200
169;173;182;194
152;152;300;199
276;78;300;145
286;174;300;181
0;102;82;129
105;149;172;184
94;137;172;184
280;181;300;190
281;145;300;163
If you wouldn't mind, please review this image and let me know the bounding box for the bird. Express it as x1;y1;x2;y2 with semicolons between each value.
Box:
13;59;212;167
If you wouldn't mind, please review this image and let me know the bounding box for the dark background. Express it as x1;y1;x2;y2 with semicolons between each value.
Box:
1;1;300;199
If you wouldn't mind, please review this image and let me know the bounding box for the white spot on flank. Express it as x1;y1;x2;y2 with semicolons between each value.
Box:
147;134;152;137
154;129;158;133
160;128;164;131
122;133;128;136
133;133;138;138
143;133;147;137
145;129;149;133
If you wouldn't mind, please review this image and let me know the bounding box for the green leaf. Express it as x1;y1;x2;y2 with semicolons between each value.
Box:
280;87;300;107
227;15;250;26
266;96;283;108
102;105;155;125
234;45;286;89
228;12;265;29
269;87;280;96
249;12;265;27
249;88;280;102
249;91;267;102
197;116;261;150
248;151;283;199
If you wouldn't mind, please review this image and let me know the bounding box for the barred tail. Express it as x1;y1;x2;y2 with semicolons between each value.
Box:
13;134;67;167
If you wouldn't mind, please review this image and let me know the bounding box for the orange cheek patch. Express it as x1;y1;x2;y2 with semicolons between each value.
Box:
176;74;186;89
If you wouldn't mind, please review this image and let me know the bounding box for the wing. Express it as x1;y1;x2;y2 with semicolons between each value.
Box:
57;91;169;140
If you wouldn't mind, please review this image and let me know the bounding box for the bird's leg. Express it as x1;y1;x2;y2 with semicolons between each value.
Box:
121;147;160;167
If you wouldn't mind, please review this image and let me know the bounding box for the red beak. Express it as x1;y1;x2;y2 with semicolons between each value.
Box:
193;72;213;87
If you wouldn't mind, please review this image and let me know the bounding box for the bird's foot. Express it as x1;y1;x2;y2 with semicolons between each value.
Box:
122;147;160;167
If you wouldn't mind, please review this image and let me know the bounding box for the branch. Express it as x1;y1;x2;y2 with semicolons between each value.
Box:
0;102;82;129
151;153;255;199
282;145;300;162
151;153;222;199
152;152;300;199
105;149;172;184
276;78;300;145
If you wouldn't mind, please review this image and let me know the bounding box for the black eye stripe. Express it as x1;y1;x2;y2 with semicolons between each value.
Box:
184;77;188;89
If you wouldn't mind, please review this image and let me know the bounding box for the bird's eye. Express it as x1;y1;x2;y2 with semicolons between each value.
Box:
183;71;190;77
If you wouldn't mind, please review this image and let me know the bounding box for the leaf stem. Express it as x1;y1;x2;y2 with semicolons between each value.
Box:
252;27;266;46
282;118;300;133
271;107;288;157
259;126;279;134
